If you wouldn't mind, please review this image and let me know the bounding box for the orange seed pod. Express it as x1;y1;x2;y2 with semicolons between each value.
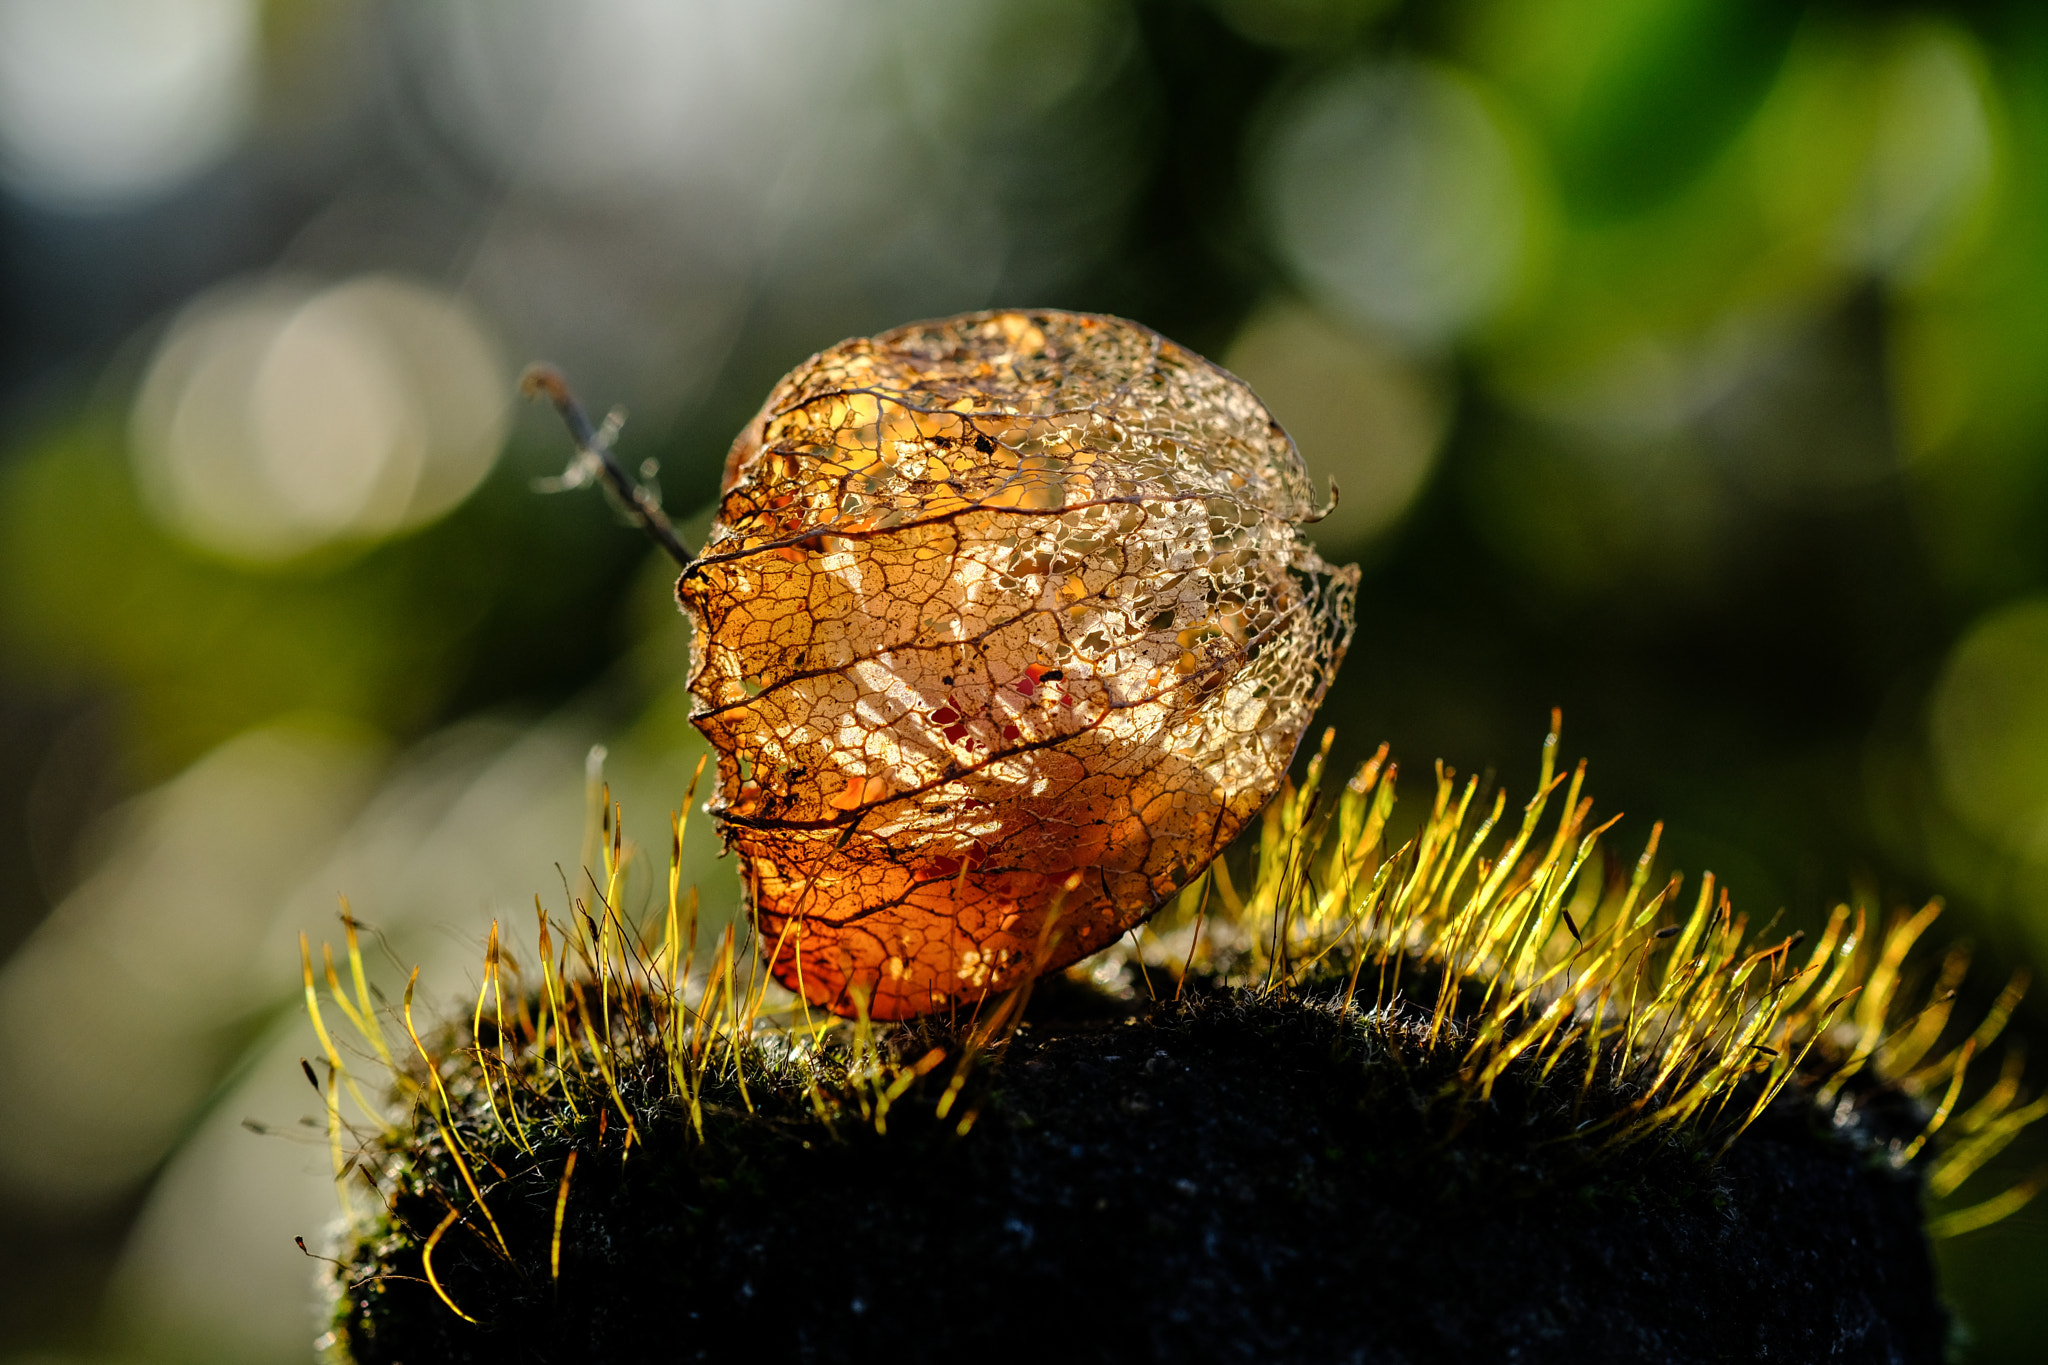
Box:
678;310;1358;1018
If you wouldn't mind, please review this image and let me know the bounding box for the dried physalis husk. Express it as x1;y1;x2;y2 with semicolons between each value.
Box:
678;310;1359;1019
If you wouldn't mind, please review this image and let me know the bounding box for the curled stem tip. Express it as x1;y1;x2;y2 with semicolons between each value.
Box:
520;362;694;569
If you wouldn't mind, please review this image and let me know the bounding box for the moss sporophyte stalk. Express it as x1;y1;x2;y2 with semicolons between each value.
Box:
312;314;2040;1361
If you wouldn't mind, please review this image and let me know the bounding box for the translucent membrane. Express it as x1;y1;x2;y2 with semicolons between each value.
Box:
679;310;1359;1018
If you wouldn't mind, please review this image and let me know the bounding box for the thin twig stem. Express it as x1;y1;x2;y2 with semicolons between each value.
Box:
520;362;695;569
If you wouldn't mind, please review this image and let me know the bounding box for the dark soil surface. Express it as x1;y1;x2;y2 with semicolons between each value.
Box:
335;988;1944;1364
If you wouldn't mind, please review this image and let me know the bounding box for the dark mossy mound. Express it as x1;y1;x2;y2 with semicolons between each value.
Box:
335;984;1942;1364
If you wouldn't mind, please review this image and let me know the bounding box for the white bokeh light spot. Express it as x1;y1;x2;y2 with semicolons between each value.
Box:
1264;59;1538;351
0;0;257;212
422;0;849;204
133;275;510;565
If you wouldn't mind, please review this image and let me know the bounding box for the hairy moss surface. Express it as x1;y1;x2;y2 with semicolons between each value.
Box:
333;978;1941;1364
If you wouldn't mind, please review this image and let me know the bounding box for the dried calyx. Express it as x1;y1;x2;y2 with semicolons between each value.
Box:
539;310;1358;1018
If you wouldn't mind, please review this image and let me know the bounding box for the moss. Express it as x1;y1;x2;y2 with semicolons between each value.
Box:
330;969;1947;1364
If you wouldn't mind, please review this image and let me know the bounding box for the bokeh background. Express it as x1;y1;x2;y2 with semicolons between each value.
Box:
2;0;2046;1359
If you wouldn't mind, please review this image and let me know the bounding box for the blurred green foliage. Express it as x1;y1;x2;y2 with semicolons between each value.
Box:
0;425;650;783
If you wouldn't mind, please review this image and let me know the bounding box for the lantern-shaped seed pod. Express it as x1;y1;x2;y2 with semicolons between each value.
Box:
678;310;1358;1019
